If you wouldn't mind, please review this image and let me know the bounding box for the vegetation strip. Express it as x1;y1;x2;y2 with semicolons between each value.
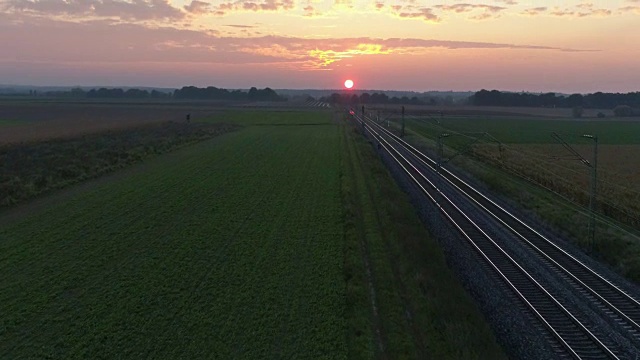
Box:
340;116;507;359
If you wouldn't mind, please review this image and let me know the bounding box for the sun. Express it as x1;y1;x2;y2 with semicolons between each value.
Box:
344;79;354;89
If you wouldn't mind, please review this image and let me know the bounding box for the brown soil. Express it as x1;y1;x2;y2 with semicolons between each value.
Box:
0;102;224;144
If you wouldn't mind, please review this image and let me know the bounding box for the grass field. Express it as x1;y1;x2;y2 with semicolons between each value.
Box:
0;109;505;358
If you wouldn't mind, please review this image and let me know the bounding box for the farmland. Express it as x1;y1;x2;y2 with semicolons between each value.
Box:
0;99;225;144
0;114;345;358
400;115;640;280
0;108;505;358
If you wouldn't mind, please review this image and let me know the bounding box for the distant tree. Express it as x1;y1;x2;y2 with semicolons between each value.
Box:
597;112;606;118
70;87;85;98
150;90;169;98
124;89;150;98
329;93;342;104
613;105;634;117
567;94;584;107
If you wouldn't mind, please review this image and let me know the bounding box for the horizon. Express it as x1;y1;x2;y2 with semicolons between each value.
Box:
4;84;639;96
1;0;639;95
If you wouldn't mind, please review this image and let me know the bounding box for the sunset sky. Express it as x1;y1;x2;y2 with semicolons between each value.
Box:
1;0;639;92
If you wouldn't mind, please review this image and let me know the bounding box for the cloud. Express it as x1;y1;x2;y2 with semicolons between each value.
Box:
521;4;612;18
396;7;440;22
302;4;322;16
435;4;505;13
619;5;640;14
5;0;185;21
225;24;257;28
209;0;294;15
552;8;610;17
184;0;210;14
0;15;593;73
433;3;506;20
522;7;547;16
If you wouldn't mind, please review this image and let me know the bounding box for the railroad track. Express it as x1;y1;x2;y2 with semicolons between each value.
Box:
350;112;631;359
364;113;640;340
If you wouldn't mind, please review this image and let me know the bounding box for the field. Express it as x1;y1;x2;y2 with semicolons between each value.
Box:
369;104;632;119
0;99;225;144
0;112;345;358
0;108;505;358
400;115;640;280
1;121;238;207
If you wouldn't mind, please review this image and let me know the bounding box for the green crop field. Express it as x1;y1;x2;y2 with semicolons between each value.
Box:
0;116;345;358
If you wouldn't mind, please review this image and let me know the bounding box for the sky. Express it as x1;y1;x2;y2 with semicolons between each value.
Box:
1;0;640;92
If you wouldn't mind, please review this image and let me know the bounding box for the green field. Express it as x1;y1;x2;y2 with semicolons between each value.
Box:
0;115;345;357
0;110;505;358
0;119;20;126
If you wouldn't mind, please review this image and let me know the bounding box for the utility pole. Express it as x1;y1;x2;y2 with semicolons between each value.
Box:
551;132;598;252
401;106;405;137
583;134;598;251
437;133;450;209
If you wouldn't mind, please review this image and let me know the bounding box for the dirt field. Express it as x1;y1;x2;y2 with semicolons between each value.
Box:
0;101;224;144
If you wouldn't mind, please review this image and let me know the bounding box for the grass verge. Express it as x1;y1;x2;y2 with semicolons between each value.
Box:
340;117;507;359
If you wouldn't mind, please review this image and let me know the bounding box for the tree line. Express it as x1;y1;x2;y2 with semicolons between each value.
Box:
321;92;427;105
470;89;640;109
37;86;285;101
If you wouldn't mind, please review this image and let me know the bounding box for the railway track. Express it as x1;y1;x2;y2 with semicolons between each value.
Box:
349;112;639;359
365;113;640;339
